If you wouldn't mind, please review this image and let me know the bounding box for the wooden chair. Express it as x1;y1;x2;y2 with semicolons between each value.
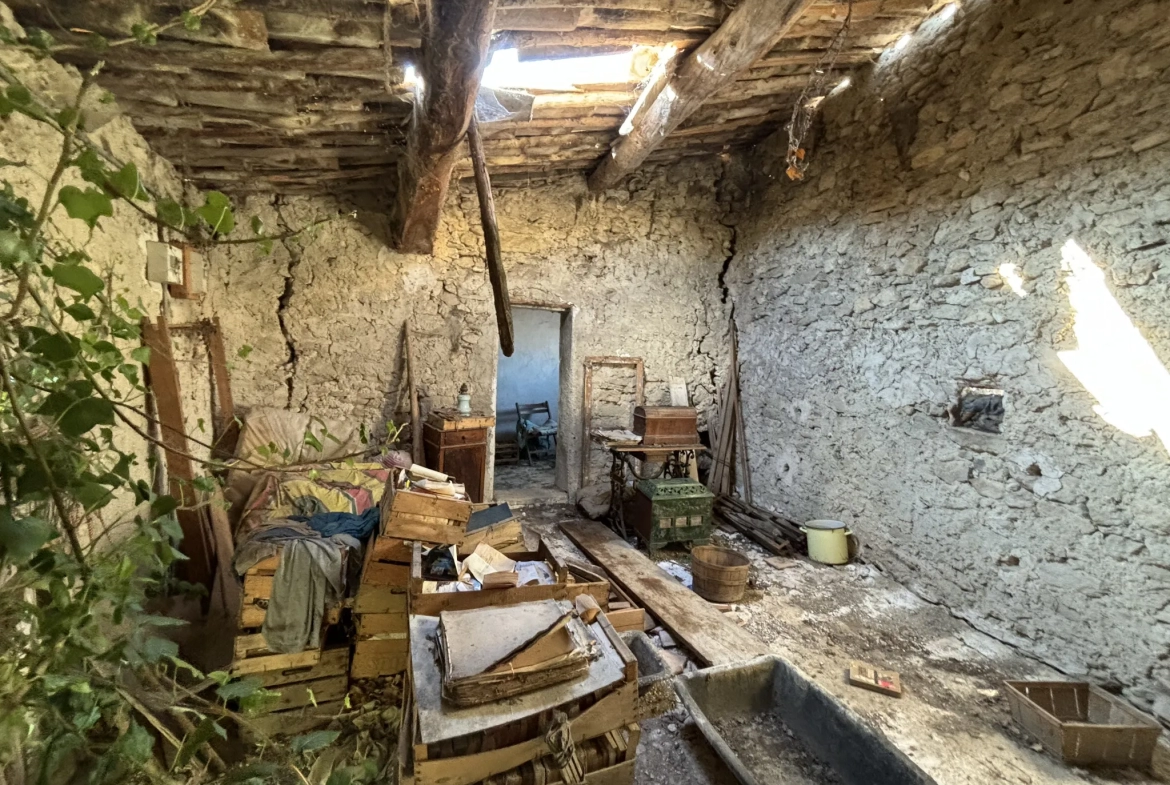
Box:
515;401;558;466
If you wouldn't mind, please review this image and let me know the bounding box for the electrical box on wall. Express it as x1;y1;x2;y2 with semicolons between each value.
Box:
146;240;182;284
146;240;203;300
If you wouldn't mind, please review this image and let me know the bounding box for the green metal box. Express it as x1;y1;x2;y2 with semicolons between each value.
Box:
627;478;715;549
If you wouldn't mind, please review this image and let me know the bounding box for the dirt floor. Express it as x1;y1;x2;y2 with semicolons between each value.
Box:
493;458;565;505
515;502;1166;785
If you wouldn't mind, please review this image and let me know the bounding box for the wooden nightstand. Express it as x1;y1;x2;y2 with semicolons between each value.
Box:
423;412;495;503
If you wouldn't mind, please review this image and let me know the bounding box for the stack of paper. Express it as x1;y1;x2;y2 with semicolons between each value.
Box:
438;600;594;706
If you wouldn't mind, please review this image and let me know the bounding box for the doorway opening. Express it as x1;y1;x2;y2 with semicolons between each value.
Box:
494;305;570;505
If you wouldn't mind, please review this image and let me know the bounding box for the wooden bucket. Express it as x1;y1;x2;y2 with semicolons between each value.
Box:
691;545;750;603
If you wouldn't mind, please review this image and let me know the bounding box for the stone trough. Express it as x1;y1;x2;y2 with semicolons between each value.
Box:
675;655;937;785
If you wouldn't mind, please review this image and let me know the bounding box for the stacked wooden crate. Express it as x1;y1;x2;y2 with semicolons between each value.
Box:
352;489;518;680
399;612;641;785
232;548;351;735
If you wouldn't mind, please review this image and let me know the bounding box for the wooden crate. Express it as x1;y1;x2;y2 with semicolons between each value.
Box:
408;540;611;617
402;613;640;785
1005;681;1161;769
383;489;473;544
238;547;346;630
237;648;351;739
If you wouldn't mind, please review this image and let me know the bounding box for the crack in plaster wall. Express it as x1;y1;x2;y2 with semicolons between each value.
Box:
273;201;302;410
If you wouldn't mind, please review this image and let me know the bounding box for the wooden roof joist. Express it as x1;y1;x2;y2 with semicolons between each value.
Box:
588;0;815;192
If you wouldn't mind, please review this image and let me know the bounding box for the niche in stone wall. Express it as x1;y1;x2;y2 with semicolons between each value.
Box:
950;386;1004;434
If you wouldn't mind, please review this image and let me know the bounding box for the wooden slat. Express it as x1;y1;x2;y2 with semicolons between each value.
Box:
560;521;767;667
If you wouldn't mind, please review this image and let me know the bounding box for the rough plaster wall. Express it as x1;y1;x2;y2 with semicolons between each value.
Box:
207;161;732;497
0;8;208;544
497;308;561;444
728;0;1170;721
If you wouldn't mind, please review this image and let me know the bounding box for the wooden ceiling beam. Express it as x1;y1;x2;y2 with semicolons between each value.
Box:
393;0;498;254
587;0;814;192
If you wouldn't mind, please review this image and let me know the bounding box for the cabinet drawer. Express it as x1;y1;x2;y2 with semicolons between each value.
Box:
438;428;487;447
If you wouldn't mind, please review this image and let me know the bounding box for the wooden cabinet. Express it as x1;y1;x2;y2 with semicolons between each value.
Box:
423;413;494;503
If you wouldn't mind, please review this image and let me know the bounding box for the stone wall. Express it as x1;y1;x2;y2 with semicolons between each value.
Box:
0;6;210;543
728;0;1170;721
206;161;733;497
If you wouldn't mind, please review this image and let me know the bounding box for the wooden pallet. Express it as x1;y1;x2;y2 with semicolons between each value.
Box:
236;648;351;739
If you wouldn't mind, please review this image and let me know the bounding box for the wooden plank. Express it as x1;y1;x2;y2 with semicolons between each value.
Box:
393;490;473;523
240;603;341;630
357;612;409;637
372;536;415;563
244;700;345;739
394;0;499;253
262;675;350;712
249;554;281;575
587;0;814;191
354;585;408;614
467;116;515;357
404;323;423;465
231;649;321;676
352;638;409;678
142;317;213;589
559;521;766;667
243;573;274;602
204;317;240;461
604;608;646;633
252;648;350;688
364;560;413;587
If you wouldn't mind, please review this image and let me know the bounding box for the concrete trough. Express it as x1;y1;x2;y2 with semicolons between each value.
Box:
675;655;937;785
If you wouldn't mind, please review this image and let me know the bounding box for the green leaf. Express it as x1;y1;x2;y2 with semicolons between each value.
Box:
150;495;179;518
84;32;110;52
51;263;104;299
207;671;232;686
74;148;107;186
236;344;253;359
224;762;280;784
131;346;152;364
0;157;25;168
108;162;147;201
131;22;158;45
58;398;115;437
303;432;323;452
0;229;36;267
192;475;216;493
116;720;154;763
63;302;96;321
196;191;235;234
5;84;31;106
55;107;79;129
26;331;77;363
0;511;55;562
138;614;188;628
175;717;222;770
25;27;55;52
141;635;179;663
57;185;113;229
181;10;203;31
216;676;264;701
290;730;340;754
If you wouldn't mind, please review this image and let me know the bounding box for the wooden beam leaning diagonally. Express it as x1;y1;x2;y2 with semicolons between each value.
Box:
467;116;516;357
587;0;815;193
394;0;499;254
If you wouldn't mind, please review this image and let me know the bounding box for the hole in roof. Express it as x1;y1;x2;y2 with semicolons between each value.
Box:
481;47;640;92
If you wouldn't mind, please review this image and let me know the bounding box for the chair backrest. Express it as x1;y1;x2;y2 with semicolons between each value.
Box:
516;401;552;423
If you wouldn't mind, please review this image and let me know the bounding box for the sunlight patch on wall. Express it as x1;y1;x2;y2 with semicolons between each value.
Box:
482;48;638;92
1057;239;1170;452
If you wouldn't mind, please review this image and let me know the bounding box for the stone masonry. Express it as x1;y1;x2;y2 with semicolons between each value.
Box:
206;162;733;497
729;0;1170;721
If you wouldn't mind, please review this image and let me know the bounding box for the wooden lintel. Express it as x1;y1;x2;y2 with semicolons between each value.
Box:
587;0;814;192
393;0;499;254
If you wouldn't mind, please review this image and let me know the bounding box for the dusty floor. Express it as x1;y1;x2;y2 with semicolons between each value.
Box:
514;503;1165;785
493;458;565;505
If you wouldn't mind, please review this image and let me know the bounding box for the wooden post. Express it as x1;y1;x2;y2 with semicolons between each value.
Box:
467;116;515;357
394;0;498;254
588;0;814;192
142;316;214;590
404;323;423;465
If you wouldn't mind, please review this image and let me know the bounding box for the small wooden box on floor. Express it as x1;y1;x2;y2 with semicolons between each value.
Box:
239;647;351;739
400;612;640;785
633;406;698;446
423;412;494;503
